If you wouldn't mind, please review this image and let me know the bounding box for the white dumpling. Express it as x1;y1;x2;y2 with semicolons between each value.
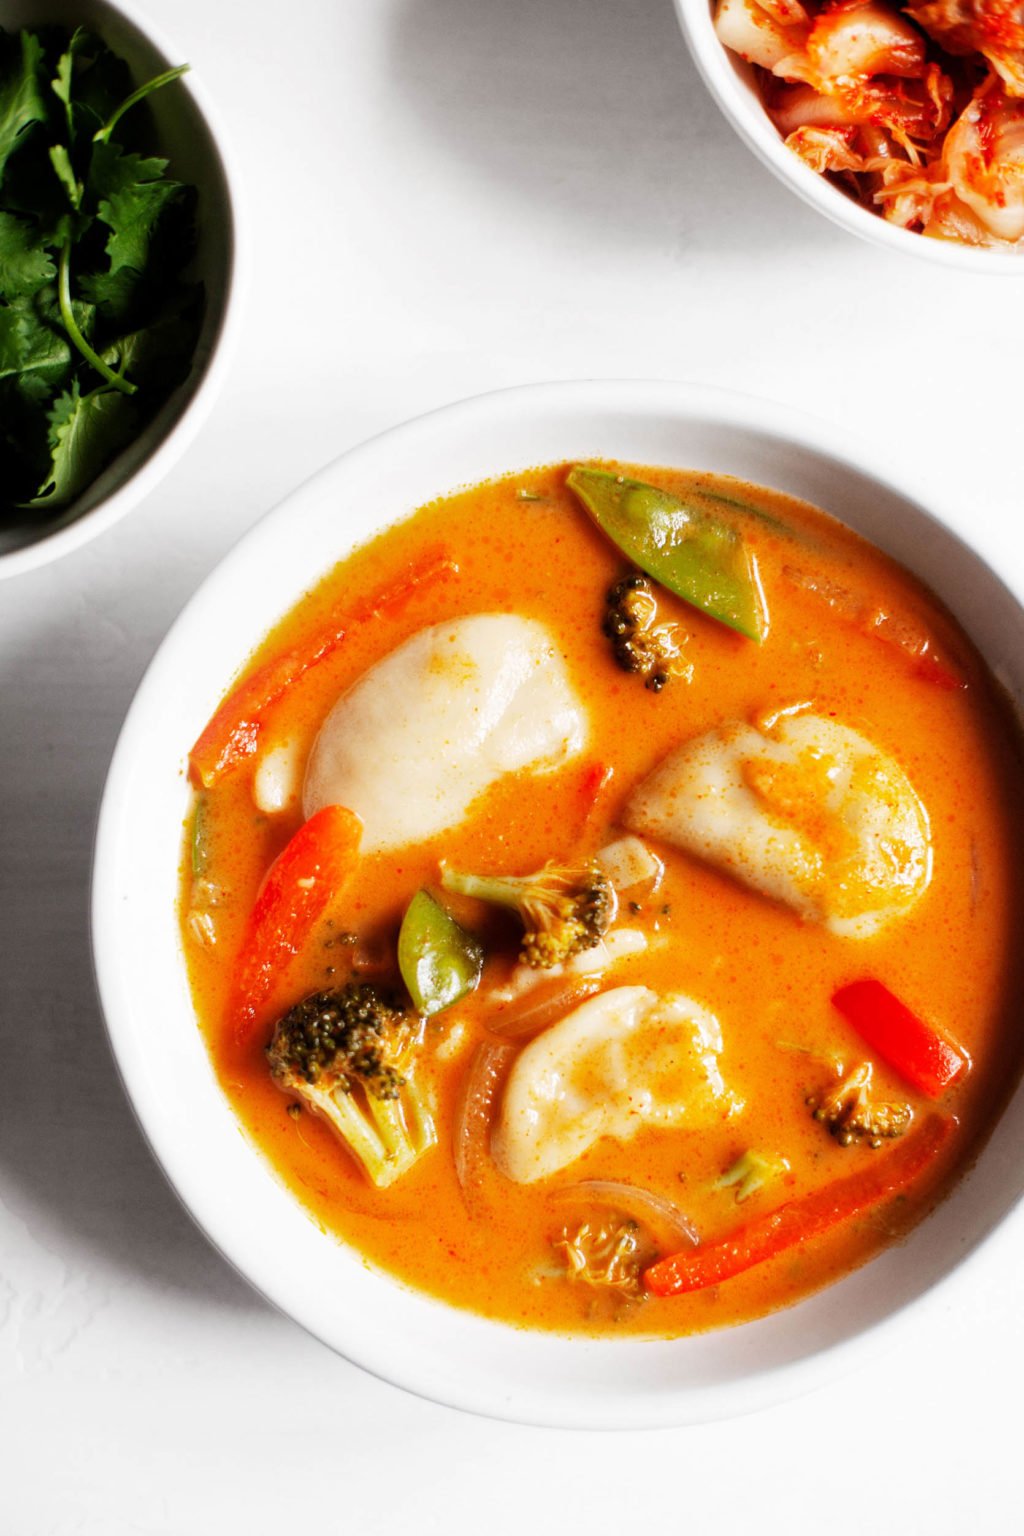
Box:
303;614;587;852
625;711;932;938
494;985;739;1184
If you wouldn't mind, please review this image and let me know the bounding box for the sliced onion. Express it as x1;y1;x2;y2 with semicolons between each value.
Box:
252;737;302;815
489;976;603;1039
570;928;648;972
783;565;961;681
490;930;649;1014
453;1040;516;1210
784;564;865;623
595;835;664;895
186;908;217;948
549;1179;698;1249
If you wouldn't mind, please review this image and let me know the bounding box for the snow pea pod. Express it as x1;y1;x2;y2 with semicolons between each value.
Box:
567;467;767;642
190;793;209;879
399;889;484;1017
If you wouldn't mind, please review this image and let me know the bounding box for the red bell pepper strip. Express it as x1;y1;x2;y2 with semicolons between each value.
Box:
782;566;965;692
229;805;362;1044
832;979;968;1099
189;548;458;788
577;761;614;825
644;1114;952;1297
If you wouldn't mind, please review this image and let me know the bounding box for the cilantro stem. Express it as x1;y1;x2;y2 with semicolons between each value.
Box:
92;63;190;145
57;242;136;395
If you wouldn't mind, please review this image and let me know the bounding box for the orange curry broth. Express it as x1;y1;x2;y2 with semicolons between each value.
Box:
180;462;1024;1336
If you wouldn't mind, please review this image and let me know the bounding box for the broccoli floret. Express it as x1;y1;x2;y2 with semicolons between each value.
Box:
807;1061;913;1148
441;861;616;968
267;983;436;1187
713;1148;790;1203
602;573;692;692
554;1218;644;1295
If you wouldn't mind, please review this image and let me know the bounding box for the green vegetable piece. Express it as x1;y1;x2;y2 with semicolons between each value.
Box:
0;26;199;520
92;62;189;146
88;143;182;275
54;230;129;400
27;378;137;507
190;794;209;880
567;467;767;642
398;889;483;1018
49;143;82;209
0;212;55;299
0;30;47;180
51;40;76;138
0;293;72;396
696;485;807;542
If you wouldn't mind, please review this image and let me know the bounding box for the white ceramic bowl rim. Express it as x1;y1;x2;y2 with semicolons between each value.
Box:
0;0;247;580
674;0;1024;274
92;379;1024;1428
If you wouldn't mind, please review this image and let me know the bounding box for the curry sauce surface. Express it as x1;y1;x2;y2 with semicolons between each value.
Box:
182;464;1024;1335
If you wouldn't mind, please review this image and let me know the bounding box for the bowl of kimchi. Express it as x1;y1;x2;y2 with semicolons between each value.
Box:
92;380;1024;1427
675;0;1024;269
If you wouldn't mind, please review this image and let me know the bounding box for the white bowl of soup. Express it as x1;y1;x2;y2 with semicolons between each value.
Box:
673;0;1024;270
92;380;1024;1427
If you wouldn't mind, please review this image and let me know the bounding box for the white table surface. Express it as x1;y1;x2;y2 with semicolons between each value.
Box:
3;0;1023;1528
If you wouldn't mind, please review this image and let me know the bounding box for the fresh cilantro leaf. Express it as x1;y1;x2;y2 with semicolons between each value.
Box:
0;210;56;298
48;142;82;208
101;280;202;390
79;141;187;323
0;289;78;403
0;30;47;179
50;29;85;140
88;138;168;201
103;173;183;271
76;264;141;319
89;141;180;267
52;30;131;142
33;280;97;348
28;378;138;507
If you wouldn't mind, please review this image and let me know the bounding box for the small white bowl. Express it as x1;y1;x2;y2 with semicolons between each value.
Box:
92;380;1024;1427
673;0;1024;273
0;0;244;579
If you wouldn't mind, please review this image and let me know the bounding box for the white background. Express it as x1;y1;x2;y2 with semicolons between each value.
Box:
2;0;1022;1529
